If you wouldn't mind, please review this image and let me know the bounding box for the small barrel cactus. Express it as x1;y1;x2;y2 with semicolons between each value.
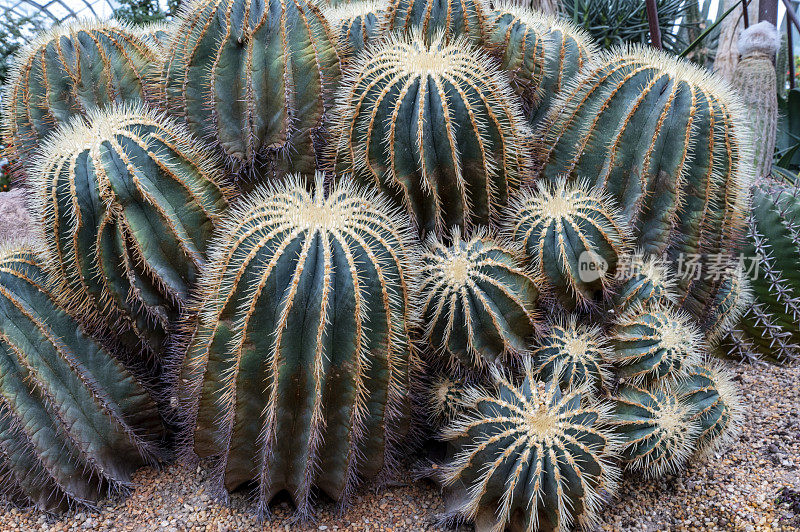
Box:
503;179;629;309
612;384;699;478
703;261;750;344
333;31;530;236
179;175;419;517
439;363;619;531
325;0;385;66
417;228;538;371
614;252;677;311
427;374;469;430
162;0;341;177
29;105;232;356
383;0;486;44
677;360;743;455
1;20;159;180
535;46;752;324
532;317;612;392
609;304;703;385
484;3;597;127
0;242;165;511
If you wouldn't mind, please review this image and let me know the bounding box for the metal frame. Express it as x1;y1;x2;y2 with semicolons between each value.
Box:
1;0;119;24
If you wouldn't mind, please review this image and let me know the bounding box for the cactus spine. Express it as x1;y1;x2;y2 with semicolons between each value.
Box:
484;4;597;127
0;243;165;511
614;252;677;312
1;20;159;180
162;0;341;177
439;363;619;532
418;228;539;372
30;105;232;356
325;0;385;67
383;0;486;44
503;179;629;309
333;32;530;236
179;175;419;517
535;46;752;325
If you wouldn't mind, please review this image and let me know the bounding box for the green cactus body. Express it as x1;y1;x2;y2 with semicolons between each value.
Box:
333;32;530;236
30;105;232;356
612;384;699;478
179;175;418;517
325;0;385;66
535;46;752;324
704;261;749;344
677;361;742;456
609;304;703;385
725;178;800;363
503;179;629;309
133;21;173;52
0;243;165;511
383;0;486;43
440;363;619;531
614;252;677;312
1;21;159;180
532;317;611;392
427;374;468;430
484;4;597;127
162;0;341;177
418;229;538;371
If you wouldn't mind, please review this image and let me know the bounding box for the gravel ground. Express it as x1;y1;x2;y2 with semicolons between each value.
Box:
0;361;796;531
0;188;34;244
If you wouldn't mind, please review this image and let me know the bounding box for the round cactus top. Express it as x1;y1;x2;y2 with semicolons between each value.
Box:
324;0;385;23
489;2;598;53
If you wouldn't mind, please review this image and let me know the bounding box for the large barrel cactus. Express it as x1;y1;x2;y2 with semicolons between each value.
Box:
383;0;486;44
1;20;160;180
439;363;619;532
503;179;629;309
0;243;165;511
484;4;597;127
162;0;341;177
333;32;530;236
535;46;752;325
179;175;419;517
29;105;232;357
725;178;800;363
417;229;538;372
325;0;385;66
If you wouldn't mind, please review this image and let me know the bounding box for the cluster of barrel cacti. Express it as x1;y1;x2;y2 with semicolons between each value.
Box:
0;0;775;527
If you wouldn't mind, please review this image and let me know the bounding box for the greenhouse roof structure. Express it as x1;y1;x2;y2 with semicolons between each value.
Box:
1;0;118;24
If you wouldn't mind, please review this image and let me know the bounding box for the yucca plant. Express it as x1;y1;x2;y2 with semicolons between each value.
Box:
1;20;160;180
535;46;752;326
439;362;619;531
29;105;232;358
325;0;385;66
417;228;539;372
611;384;699;478
503;179;629;309
484;3;597;127
609;303;703;385
0;242;165;512
162;0;341;178
613;252;677;312
383;0;486;44
333;31;530;236
178;175;419;518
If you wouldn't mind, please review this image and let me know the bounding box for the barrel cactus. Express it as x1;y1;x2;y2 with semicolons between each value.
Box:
677;360;743;456
614;252;677;312
417;229;538;372
133;21;173;51
612;384;699;478
333;31;530;236
1;20;160;180
535;46;752;325
162;0;341;177
703;261;750;344
483;3;597;127
609;304;703;385
29;105;232;357
325;0;385;66
503;179;629;309
0;242;165;511
427;374;469;430
383;0;486;44
532;317;612;392
439;363;619;531
179;175;419;517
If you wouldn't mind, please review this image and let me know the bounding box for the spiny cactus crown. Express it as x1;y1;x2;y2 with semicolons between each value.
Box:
614;252;677;311
334;30;530;236
440;362;619;532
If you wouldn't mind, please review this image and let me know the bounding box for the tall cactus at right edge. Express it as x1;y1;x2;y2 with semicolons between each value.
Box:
483;3;597;127
535;46;753;327
162;0;341;178
0;243;165;511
